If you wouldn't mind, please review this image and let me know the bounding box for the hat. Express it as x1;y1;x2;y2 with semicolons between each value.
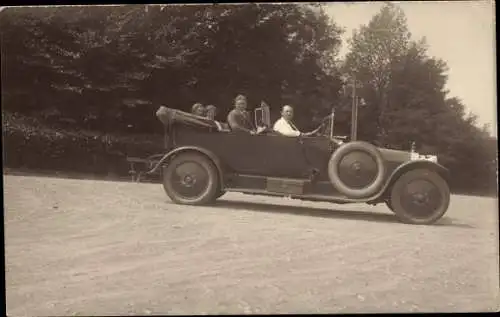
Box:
191;103;203;112
234;94;247;103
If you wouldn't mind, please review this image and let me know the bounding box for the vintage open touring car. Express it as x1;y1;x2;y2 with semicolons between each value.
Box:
127;103;451;225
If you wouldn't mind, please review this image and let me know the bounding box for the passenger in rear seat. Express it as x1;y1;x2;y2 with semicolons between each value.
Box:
205;105;217;120
204;104;231;132
191;103;206;117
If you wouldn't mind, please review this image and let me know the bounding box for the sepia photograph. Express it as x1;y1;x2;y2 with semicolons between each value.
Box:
2;1;498;315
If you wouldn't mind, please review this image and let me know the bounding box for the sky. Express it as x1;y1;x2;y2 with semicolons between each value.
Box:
324;1;497;136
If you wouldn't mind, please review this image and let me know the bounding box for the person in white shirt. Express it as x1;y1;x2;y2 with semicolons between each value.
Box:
273;105;321;137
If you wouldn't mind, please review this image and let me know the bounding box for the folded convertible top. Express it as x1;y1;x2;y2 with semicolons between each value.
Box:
156;106;219;130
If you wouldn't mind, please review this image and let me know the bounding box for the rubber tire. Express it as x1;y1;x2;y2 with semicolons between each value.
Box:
385;200;394;212
162;152;219;205
215;190;226;200
209;188;226;202
390;168;450;225
328;141;386;199
210;174;226;202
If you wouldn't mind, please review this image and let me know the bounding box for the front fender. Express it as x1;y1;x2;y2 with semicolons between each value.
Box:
146;146;226;187
378;160;450;200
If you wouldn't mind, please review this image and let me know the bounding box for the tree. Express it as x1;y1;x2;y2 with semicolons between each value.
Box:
343;3;413;143
1;4;344;132
341;3;497;194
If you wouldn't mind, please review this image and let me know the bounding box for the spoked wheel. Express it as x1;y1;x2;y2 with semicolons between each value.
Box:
390;169;450;225
162;152;219;205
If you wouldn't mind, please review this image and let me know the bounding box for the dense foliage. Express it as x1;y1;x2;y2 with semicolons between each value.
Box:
341;3;497;194
1;4;343;132
1;4;497;195
2;110;164;178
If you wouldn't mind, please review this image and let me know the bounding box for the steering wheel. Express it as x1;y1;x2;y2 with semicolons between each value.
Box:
313;117;331;137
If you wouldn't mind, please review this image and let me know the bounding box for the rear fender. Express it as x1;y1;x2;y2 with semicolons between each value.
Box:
147;146;226;187
379;160;450;200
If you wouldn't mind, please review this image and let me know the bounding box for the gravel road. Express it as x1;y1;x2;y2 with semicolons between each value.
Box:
4;174;499;315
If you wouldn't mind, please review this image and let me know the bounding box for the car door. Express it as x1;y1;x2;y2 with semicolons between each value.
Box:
211;133;310;178
299;136;335;182
173;128;320;179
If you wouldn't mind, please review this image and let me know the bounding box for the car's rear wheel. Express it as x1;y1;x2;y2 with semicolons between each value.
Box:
162;152;219;205
215;190;226;200
390;168;450;225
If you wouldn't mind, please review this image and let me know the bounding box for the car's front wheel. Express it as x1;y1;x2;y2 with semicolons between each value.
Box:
162;152;219;205
389;168;450;225
385;199;394;212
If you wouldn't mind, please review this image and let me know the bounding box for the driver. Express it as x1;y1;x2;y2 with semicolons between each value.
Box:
273;105;321;137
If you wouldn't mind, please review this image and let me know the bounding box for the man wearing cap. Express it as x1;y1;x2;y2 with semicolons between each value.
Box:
227;94;264;134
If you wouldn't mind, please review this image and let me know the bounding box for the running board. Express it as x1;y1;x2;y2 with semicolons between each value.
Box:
224;187;378;204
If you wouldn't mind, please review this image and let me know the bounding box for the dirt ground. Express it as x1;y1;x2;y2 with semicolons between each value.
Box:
4;174;499;315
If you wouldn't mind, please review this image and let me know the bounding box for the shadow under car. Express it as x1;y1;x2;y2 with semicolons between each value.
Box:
210;199;475;228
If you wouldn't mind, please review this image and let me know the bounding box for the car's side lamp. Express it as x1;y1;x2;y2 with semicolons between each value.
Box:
410;141;419;160
410;141;438;162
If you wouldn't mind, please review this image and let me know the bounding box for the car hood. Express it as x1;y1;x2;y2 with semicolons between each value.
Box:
377;147;439;164
377;147;412;163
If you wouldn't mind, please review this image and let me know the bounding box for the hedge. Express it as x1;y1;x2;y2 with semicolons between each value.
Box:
2;111;165;178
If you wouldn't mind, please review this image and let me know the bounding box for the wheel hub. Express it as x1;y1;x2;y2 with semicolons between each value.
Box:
413;192;429;205
337;151;378;189
170;161;209;199
182;174;196;187
351;161;362;174
401;179;441;218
